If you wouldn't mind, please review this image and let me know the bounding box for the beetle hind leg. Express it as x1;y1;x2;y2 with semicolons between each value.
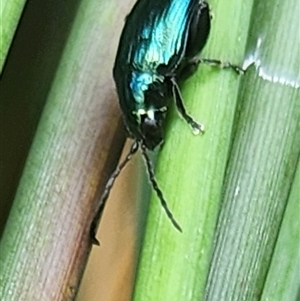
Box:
182;1;245;77
199;58;245;74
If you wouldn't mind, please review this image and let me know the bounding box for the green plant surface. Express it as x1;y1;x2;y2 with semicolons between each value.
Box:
205;0;299;299
0;0;27;71
261;162;300;301
0;0;128;300
133;0;300;300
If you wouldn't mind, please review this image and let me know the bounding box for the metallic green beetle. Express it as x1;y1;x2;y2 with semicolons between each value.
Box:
91;0;244;244
113;0;211;150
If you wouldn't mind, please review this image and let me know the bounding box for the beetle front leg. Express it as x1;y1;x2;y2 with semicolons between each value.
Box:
170;78;204;135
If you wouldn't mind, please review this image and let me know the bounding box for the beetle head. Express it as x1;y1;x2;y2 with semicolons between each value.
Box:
124;71;169;150
136;107;166;150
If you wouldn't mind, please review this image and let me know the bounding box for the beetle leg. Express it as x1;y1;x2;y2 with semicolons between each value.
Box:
179;57;245;80
199;58;245;74
182;0;245;76
171;78;204;135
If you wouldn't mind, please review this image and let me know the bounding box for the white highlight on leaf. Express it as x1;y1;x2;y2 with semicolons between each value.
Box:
243;37;300;89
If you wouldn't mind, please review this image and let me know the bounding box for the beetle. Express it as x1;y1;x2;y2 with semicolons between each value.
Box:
91;0;243;245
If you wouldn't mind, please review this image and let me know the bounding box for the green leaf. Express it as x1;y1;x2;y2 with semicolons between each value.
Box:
0;1;127;300
261;163;300;301
0;0;27;71
205;0;300;299
133;0;299;300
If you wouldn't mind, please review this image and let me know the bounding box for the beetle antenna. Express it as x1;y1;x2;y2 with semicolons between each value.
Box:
90;140;139;245
140;143;182;232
